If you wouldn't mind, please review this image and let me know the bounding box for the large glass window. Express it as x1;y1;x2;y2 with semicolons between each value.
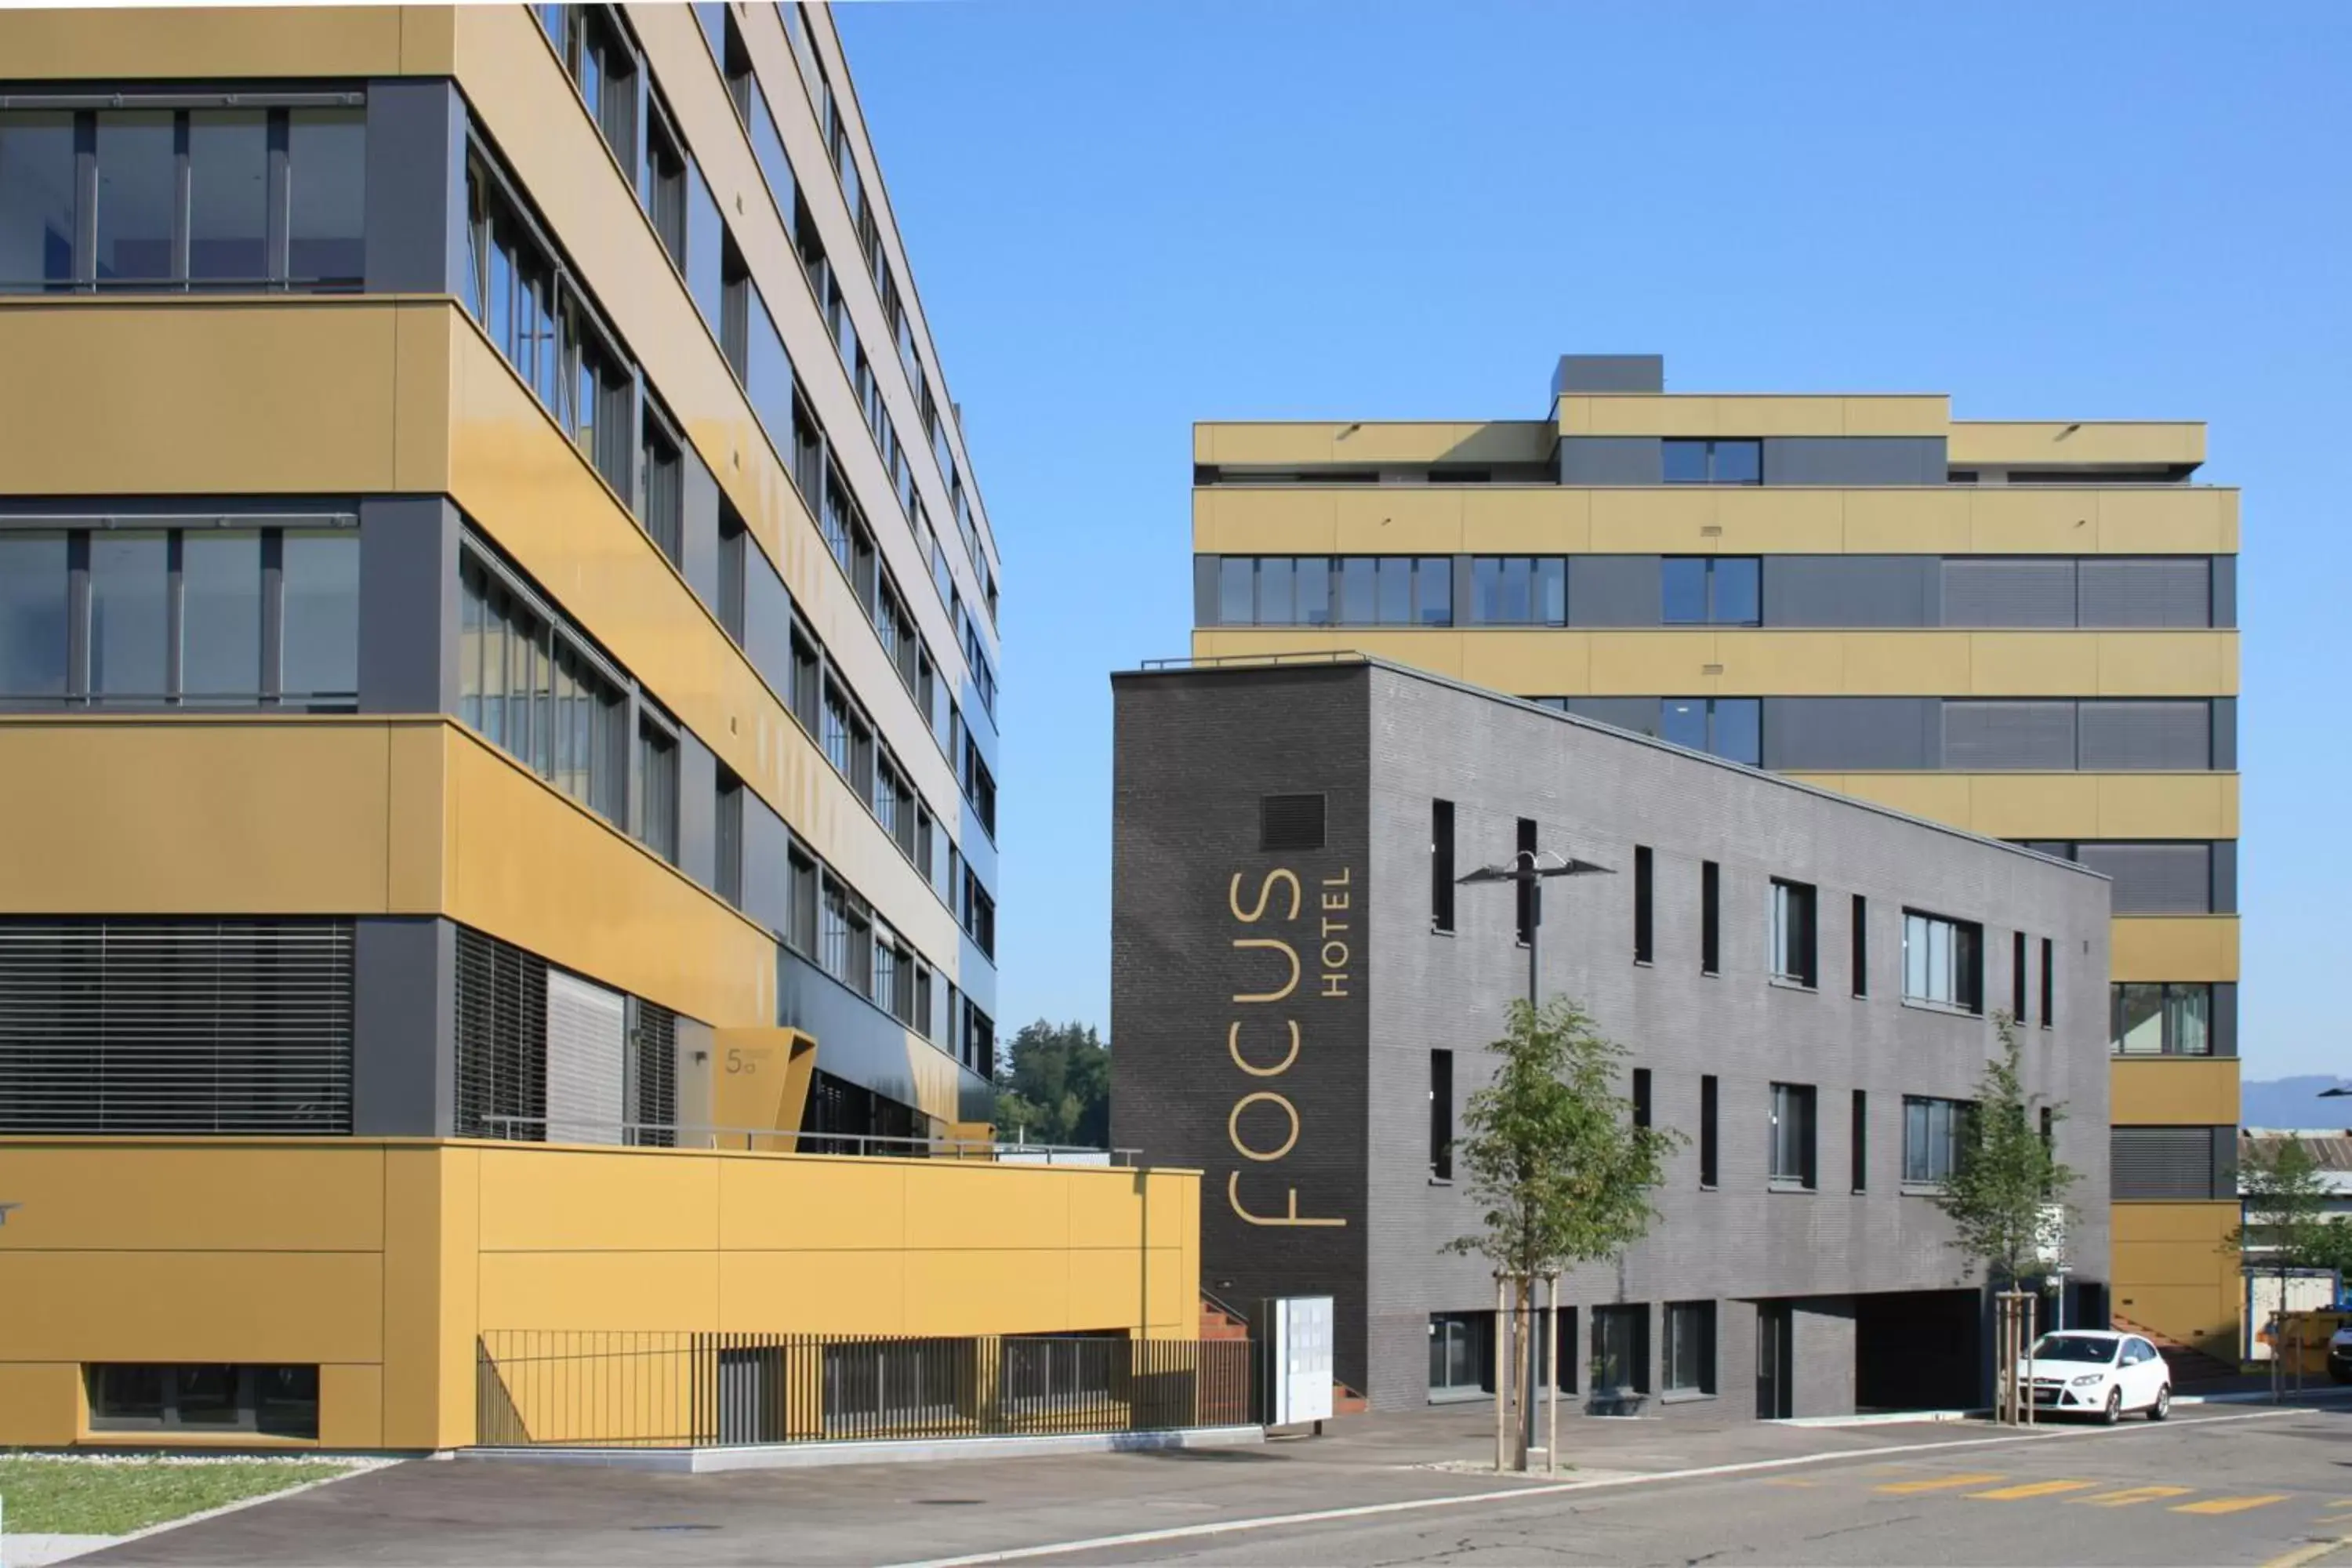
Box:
187;111;268;282
1591;1305;1649;1394
1768;879;1817;987
0;533;71;697
1472;557;1567;626
0;112;76;289
1769;1083;1816;1189
1661;698;1761;766
1663;439;1762;485
1902;910;1984;1013
459;543;626;822
285;109;365;282
93;111;175;284
634;715;679;866
1661;557;1761;625
281;531;359;701
88;1364;318;1439
2112;982;2212;1056
88;532;169;699
1903;1096;1969;1185
1663;1301;1715;1396
180;532;263;699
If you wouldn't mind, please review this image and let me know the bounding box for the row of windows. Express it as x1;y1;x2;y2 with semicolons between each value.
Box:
0;103;363;290
1207;554;2222;629
0;521;357;707
1428;1303;1713;1399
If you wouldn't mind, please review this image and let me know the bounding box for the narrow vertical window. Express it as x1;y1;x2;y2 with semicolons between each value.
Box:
1633;845;1653;963
2012;931;2028;1022
1632;1068;1652;1131
714;768;744;909
1851;1091;1867;1193
1699;1075;1719;1189
1431;800;1456;934
1430;1049;1454;1181
1700;860;1721;975
2040;938;2054;1029
1850;895;1868;997
1515;818;1537;944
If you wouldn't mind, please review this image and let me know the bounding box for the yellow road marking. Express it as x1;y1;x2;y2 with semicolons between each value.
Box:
1764;1479;1820;1488
2072;1486;2195;1508
2257;1535;2352;1568
1876;1472;2008;1494
1969;1479;2100;1501
2174;1494;2295;1515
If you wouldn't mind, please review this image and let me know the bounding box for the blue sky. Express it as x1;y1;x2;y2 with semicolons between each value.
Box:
838;1;2349;1080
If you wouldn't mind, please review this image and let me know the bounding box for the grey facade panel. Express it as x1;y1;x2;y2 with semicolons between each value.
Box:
740;789;794;941
1760;437;1947;487
1791;1298;1858;1418
778;946;989;1127
1944;700;2077;771
1559;438;1664;487
2079;701;2211;771
2212;839;2237;914
1762;698;1939;771
2212;555;2237;628
357;495;459;714
353;916;456;1136
1942;558;2078;628
2078;557;2212;628
677;730;717;894
2074;842;2211;914
1762;557;1934;628
363;78;466;295
679;441;722;614
1194;555;1221;627
2212;697;2237;771
1553;354;1665;395
1567;554;1661;626
742;546;796;705
2212;982;2239;1058
1566;697;1662;738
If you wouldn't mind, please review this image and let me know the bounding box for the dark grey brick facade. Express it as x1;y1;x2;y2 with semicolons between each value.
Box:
1113;659;2112;1417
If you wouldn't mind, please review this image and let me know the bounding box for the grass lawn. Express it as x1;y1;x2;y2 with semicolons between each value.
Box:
0;1457;352;1536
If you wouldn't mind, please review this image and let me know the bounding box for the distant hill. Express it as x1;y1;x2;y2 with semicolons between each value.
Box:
2241;1076;2352;1131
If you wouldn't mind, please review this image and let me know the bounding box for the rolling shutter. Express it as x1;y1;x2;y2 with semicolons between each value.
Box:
2112;1126;2229;1200
455;927;546;1139
2078;558;2210;628
546;968;626;1145
2074;843;2212;913
1942;558;2078;627
1943;701;2076;770
2078;702;2210;771
630;999;679;1147
0;920;353;1133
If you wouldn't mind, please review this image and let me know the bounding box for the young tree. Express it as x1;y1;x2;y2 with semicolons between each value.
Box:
1931;1014;2077;1420
1445;996;1682;1468
2227;1136;2352;1397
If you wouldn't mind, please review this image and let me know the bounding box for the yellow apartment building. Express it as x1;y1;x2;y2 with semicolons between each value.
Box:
1191;354;2241;1362
0;5;1200;1450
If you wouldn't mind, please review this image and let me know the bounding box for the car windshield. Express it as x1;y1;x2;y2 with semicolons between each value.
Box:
2031;1334;2118;1363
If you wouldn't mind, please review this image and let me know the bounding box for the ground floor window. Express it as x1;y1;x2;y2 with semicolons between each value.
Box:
1428;1312;1490;1399
1590;1305;1650;1395
85;1363;319;1439
1663;1301;1717;1396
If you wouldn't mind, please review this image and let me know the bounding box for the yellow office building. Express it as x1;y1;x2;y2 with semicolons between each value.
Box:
1192;355;2241;1362
0;5;1200;1450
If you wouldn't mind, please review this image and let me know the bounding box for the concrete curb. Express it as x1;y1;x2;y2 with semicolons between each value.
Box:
1772;1410;1975;1428
2178;1384;2352;1406
458;1425;1268;1472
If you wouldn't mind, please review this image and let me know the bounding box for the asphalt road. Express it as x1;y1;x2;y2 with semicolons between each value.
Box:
78;1402;2352;1567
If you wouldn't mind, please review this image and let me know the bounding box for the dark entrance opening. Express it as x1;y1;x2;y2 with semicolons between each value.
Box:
1855;1290;1981;1411
1756;1301;1794;1418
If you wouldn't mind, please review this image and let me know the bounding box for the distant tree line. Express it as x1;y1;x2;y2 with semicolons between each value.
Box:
993;1019;1109;1148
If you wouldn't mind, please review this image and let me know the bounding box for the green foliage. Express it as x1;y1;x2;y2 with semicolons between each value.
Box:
1444;996;1683;1281
2228;1136;2352;1276
0;1457;350;1534
1932;1014;2077;1286
993;1019;1109;1147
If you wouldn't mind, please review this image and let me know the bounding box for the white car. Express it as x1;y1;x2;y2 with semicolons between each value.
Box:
2017;1330;2172;1422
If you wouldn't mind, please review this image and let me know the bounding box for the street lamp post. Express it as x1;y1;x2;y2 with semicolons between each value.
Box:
1455;847;1614;1469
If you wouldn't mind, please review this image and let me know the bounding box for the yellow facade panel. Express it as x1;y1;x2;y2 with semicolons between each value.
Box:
2094;632;2238;697
2096;774;2238;839
476;1250;723;1332
2111;1058;2241;1126
0;1363;82;1447
1585;632;1719;695
717;1250;909;1334
0;1252;383;1364
1462;488;1592;554
0;1142;382;1253
1195;488;1339;554
1334;488;1461;553
2112;1200;2239;1359
1587;487;1722;550
1969;488;2098;551
1458;633;1590;695
318;1364;386;1450
1838;633;1973;695
1949;422;2206;469
2112;916;2239;982
1711;489;1848;554
1782;771;1979;827
2097;488;2238;554
1716;633;1849;694
0;5;426;78
1969;633;2100;696
1193;421;1554;467
713;1156;902;1250
381;1145;453;1451
1841;489;1974;553
1958;775;2107;839
1557;394;1947;438
476;1145;724;1253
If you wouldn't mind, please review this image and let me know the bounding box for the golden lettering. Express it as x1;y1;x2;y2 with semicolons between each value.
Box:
1229;869;1301;924
1319;973;1350;1000
1320;941;1349;971
1320;889;1351;913
1228;1018;1301;1078
1228;1091;1301;1162
1229;1171;1348;1227
1231;938;1300;1003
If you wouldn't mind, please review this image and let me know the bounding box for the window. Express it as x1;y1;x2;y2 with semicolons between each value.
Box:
1850;895;1868;997
964;867;996;959
1591;1305;1649;1394
1430;1049;1454;1181
87;1364;319;1439
1700;861;1721;975
818;877;853;981
686;161;724;337
2012;931;2029;1022
1515;818;1537;944
0;519;358;710
2040;938;2054;1029
1851;1091;1868;1192
1663;1302;1715;1396
641;96;689;272
1904;1096;1969;1186
1661;698;1761;765
639;399;685;568
1429;1312;1490;1398
964;735;998;837
1471;557;1567;626
717;503;747;644
1661;557;1761;624
715;768;744;908
1632;1068;1652;1130
786;848;818;956
1902;910;1984;1013
1632;845;1653;963
1699;1076;1719;1189
1769;1083;1816;1189
1769;880;1817;987
4;102;363;291
1431;800;1456;933
963;1001;996;1079
543;5;638;170
1662;439;1762;485
633;712;679;865
2112;982;2212;1056
459;541;626;823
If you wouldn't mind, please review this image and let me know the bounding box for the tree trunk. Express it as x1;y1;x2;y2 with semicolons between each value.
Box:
1512;1276;1533;1472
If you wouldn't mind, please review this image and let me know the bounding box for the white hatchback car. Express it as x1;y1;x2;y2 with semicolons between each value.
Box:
2018;1330;2172;1422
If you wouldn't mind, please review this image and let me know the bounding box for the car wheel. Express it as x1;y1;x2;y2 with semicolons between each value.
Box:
2332;1366;2352;1386
2102;1387;2122;1425
2147;1384;2170;1422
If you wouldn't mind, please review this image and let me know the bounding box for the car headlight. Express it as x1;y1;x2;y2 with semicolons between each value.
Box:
2071;1373;2107;1386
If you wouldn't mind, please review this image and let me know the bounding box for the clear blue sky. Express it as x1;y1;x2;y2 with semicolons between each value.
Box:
838;1;2348;1080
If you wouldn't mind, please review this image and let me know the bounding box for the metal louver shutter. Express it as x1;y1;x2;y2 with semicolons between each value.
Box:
1942;558;2078;627
2079;702;2210;770
454;927;546;1139
546;968;626;1145
1943;701;2076;770
1259;793;1327;851
2075;843;2212;913
0;920;352;1133
630;999;678;1147
2111;1126;2222;1200
2078;558;2211;628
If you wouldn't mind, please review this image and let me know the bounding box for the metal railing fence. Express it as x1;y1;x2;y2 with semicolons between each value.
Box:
476;1330;1251;1448
474;1116;1134;1164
